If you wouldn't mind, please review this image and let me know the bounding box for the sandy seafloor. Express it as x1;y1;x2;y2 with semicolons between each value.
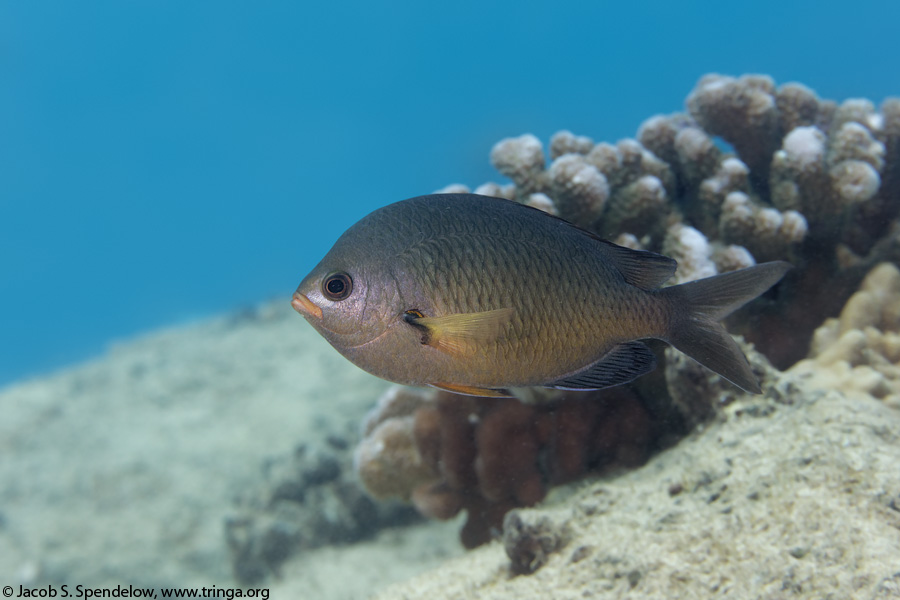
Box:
0;302;464;598
2;300;899;599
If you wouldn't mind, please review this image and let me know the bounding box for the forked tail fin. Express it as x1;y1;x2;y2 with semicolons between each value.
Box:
661;261;792;393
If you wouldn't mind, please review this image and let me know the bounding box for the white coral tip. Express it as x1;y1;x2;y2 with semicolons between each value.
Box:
782;126;825;167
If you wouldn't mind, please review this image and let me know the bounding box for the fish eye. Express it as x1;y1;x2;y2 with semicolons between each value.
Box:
322;272;353;301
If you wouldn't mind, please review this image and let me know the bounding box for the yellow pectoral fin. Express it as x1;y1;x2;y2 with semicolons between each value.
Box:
411;307;514;358
429;382;514;398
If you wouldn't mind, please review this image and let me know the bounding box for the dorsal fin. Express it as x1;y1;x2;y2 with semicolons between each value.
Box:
593;240;676;290
492;196;676;290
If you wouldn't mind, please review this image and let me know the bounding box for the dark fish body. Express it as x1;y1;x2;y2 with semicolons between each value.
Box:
292;194;790;396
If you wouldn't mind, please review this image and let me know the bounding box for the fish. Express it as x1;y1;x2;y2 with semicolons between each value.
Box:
292;193;791;397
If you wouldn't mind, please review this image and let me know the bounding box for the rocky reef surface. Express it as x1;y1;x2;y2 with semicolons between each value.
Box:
373;363;900;599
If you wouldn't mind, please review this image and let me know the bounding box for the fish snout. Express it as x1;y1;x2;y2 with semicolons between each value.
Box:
291;291;323;320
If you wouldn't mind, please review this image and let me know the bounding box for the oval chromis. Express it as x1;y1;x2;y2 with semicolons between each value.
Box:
292;194;790;397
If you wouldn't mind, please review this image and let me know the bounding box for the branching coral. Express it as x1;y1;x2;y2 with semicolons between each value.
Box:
355;385;659;548
482;73;900;368
353;73;900;551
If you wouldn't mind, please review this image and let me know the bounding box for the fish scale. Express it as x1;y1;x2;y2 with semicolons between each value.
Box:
292;194;791;396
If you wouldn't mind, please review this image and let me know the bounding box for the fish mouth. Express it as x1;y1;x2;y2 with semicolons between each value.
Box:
291;292;323;320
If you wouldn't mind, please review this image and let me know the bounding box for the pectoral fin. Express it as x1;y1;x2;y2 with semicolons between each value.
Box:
548;341;657;391
404;308;514;358
429;382;514;398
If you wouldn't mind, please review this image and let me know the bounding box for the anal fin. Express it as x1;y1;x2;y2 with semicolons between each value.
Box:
429;382;514;398
548;341;657;391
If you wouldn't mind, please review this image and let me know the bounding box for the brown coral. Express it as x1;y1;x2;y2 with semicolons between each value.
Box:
355;385;659;548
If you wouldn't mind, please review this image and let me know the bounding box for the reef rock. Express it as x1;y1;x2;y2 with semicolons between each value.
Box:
791;262;900;409
372;369;900;599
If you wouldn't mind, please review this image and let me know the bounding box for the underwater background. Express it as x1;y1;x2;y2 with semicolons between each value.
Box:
3;2;900;598
2;0;899;387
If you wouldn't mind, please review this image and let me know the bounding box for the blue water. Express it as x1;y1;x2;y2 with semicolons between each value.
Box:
1;0;898;387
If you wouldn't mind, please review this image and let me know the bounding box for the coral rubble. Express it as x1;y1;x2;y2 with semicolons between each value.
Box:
502;509;570;576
